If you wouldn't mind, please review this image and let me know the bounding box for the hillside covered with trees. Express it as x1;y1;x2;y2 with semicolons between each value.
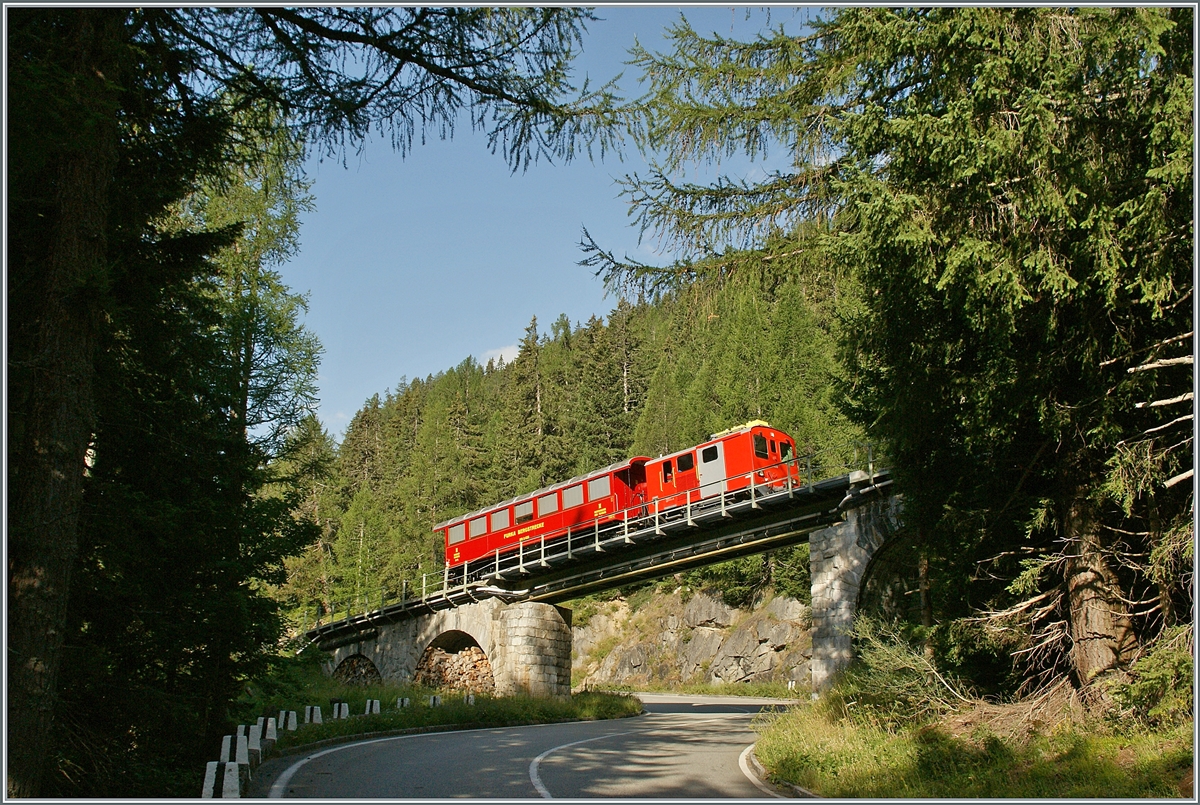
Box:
274;264;863;625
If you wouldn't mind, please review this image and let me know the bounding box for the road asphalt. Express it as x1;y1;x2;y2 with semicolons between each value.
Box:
249;692;800;799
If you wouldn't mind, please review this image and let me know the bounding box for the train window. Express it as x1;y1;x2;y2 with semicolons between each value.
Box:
563;484;584;509
538;492;559;517
753;434;769;459
588;475;611;500
662;460;673;484
770;439;777;455
515;500;534;524
781;441;794;461
492;508;510;531
469;516;487;538
677;453;695;472
448;523;466;544
702;446;719;463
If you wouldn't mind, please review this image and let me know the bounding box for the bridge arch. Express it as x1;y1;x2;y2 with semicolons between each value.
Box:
857;530;924;622
332;652;382;685
415;629;496;694
425;628;484;653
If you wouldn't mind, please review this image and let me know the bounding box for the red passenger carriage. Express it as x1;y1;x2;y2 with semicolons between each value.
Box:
436;421;801;570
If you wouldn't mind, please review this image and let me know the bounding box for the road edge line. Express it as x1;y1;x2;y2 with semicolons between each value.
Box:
740;743;820;799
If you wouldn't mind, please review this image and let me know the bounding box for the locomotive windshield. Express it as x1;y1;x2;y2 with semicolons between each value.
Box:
753;434;769;459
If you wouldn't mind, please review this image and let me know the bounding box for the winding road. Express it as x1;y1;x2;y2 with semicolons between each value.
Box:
249;693;797;799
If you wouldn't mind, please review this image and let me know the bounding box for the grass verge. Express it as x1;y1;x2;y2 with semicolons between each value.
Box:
272;691;643;751
234;650;642;753
752;701;1193;798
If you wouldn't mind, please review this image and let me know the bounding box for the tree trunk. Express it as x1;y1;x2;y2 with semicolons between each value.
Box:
918;547;934;662
1063;493;1138;703
7;10;121;797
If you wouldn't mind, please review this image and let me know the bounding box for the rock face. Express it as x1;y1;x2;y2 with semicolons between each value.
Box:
573;589;811;689
414;645;496;694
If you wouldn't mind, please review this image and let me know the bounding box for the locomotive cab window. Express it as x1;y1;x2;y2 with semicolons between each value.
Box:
492;508;510;531
538;492;559;517
677;453;694;472
562;484;584;509
702;446;719;463
587;475;611;500
448;523;466;544
662;460;673;484
753;434;769;459
515;500;534;524
770;439;777;455
469;516;487;538
780;441;794;461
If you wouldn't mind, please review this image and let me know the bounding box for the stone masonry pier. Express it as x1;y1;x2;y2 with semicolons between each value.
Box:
323;598;573;698
808;493;903;693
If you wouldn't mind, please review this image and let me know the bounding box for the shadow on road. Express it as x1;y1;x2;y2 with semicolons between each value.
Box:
642;701;792;715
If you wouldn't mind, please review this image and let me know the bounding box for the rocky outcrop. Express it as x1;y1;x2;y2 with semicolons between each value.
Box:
573;588;811;689
684;593;735;628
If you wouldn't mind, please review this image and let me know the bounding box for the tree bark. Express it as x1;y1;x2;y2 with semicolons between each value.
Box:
1063;493;1138;703
6;10;122;797
918;546;934;662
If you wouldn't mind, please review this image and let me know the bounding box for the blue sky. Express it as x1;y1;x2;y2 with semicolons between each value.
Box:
281;6;814;439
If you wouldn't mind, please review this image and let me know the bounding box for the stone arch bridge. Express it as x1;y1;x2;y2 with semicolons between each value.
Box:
312;469;902;697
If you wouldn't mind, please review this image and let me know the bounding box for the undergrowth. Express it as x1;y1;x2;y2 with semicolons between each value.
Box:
752;618;1194;798
754;704;1192;798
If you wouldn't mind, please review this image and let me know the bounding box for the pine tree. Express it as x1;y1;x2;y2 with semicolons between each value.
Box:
593;7;1193;700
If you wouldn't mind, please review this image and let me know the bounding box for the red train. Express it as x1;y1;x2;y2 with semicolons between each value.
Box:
435;421;800;569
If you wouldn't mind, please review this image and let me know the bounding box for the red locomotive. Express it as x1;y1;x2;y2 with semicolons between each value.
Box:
435;421;800;569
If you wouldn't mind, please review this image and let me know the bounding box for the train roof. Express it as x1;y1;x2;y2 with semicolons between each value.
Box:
433;455;651;530
706;419;773;440
644;421;785;465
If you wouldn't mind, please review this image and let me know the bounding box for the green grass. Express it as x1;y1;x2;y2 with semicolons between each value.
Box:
753;702;1194;798
272;691;643;750
234;650;642;753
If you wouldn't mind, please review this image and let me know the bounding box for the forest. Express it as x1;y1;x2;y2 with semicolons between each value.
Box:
8;7;1192;798
274;262;861;625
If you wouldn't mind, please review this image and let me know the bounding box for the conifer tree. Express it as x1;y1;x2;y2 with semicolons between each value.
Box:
590;7;1193;699
8;9;614;792
276;416;338;622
